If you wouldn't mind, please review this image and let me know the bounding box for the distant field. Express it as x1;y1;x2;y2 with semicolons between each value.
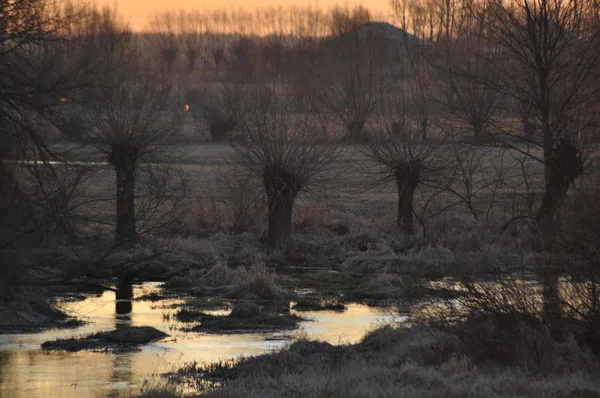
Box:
33;142;557;231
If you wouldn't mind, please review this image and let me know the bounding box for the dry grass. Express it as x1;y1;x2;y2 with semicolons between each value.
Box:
227;262;288;299
150;322;600;398
164;259;287;300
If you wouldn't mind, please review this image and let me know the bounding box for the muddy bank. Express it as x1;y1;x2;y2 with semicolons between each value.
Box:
41;326;169;352
177;303;304;334
0;295;83;334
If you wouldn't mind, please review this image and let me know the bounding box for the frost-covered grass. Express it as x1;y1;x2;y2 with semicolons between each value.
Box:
141;319;600;398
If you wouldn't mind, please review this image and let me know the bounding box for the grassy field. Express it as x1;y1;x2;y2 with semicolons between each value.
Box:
44;141;549;227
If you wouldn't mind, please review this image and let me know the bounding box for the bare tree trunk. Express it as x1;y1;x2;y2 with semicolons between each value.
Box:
347;121;365;144
263;167;299;248
397;179;416;235
266;194;294;248
115;165;136;242
472;118;483;142
110;143;138;243
395;160;422;235
542;267;561;331
536;138;584;239
537;138;583;330
420;119;428;142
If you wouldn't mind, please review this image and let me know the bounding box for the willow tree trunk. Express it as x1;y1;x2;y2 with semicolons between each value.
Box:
110;143;139;243
115;165;136;243
395;160;422;235
537;138;583;332
346;121;365;144
536;138;584;240
263;167;300;248
472;118;483;142
397;179;416;235
420;119;428;142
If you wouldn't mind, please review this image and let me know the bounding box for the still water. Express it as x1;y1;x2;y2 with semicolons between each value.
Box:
0;283;402;398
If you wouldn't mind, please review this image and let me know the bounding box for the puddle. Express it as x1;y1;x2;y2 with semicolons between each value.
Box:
0;282;402;398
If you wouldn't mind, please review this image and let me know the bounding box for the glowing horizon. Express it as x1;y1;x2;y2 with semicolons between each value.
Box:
102;0;393;31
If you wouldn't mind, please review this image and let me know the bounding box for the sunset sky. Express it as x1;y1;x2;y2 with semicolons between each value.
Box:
104;0;393;31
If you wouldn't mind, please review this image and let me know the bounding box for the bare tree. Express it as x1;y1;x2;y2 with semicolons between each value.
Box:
362;83;449;234
230;85;340;247
206;10;229;76
147;11;180;80
229;36;258;81
179;10;205;74
319;6;384;143
0;0;99;249
82;41;183;243
196;81;247;141
478;0;599;240
446;1;503;141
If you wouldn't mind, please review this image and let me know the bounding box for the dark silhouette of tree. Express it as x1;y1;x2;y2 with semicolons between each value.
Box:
231;86;340;248
362;83;448;234
229;36;257;80
319;7;386;143
147;11;179;80
82;39;183;243
478;0;599;240
0;0;99;248
179;11;205;74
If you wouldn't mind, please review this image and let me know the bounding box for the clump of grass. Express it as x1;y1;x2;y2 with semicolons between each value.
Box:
279;271;370;295
186;297;230;310
133;388;180;398
339;244;455;278
191;312;303;334
121;377;182;398
293;204;334;231
227;262;287;299
174;308;207;323
229;302;261;318
352;271;421;300
292;298;346;312
136;292;166;302
201;262;244;287
342;231;381;252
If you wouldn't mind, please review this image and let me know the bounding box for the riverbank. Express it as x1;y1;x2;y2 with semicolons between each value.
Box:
144;320;600;398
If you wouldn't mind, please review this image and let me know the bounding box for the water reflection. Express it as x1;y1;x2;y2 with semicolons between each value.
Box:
0;283;400;398
115;281;134;317
112;281;134;392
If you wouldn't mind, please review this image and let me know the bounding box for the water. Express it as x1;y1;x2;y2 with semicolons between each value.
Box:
0;283;402;398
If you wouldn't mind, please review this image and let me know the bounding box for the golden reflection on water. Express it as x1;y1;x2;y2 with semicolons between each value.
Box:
412;278;598;323
0;284;400;398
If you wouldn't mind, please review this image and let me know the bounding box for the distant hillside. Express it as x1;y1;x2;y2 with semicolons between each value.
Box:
325;21;423;45
352;21;420;42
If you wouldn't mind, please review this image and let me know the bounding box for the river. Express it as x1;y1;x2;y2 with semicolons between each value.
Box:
0;283;403;398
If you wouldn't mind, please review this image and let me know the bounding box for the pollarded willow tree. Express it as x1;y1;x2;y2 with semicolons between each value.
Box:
319;6;387;143
230;85;341;248
362;82;449;235
82;34;184;243
147;11;180;80
179;10;206;74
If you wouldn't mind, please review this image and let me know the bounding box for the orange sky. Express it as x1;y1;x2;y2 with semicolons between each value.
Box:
106;0;393;31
